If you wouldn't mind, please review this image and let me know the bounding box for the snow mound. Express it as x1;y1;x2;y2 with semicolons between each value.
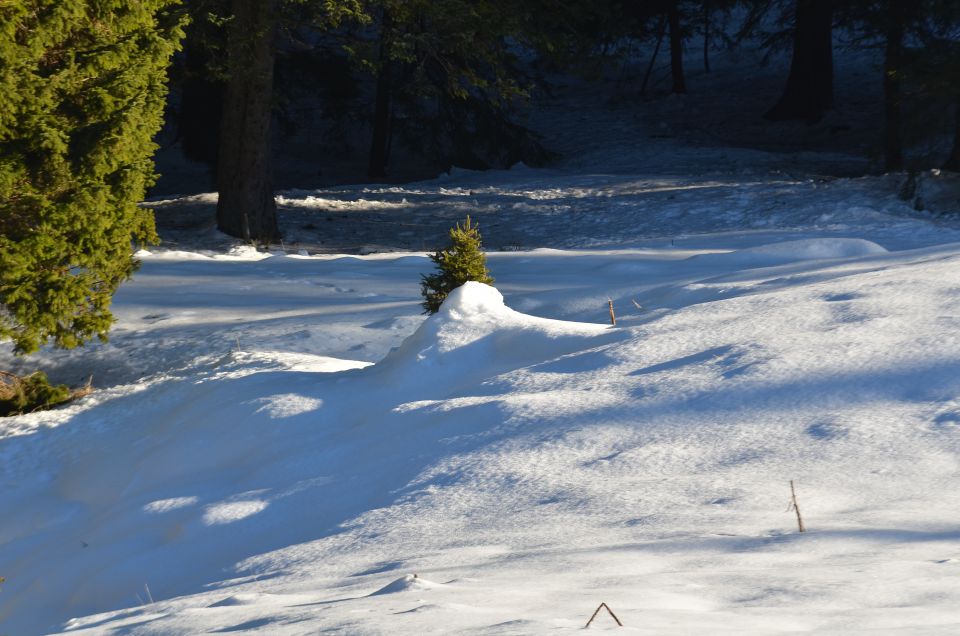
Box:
239;351;372;373
736;237;888;260
207;593;268;607
692;238;887;268
370;574;442;596
215;244;270;261
370;282;617;392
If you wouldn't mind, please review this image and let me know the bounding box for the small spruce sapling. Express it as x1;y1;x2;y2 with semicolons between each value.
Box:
421;216;494;314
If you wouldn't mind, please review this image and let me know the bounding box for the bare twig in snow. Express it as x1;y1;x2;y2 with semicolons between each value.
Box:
585;602;623;628
788;480;806;533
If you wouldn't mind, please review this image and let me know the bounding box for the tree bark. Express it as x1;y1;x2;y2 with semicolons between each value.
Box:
640;14;667;97
765;0;833;123
703;0;711;74
668;0;686;94
945;99;960;172
883;1;905;172
216;0;279;242
368;9;393;179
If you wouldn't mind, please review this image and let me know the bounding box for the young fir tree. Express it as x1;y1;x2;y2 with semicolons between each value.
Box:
0;1;185;354
421;217;494;314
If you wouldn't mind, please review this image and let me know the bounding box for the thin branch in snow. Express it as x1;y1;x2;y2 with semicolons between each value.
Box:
585;602;623;628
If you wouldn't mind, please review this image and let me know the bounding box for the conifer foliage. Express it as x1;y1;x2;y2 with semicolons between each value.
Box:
0;1;185;354
421;216;494;314
0;371;71;417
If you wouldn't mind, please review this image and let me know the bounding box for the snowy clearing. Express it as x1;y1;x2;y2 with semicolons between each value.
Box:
4;149;960;634
0;83;960;636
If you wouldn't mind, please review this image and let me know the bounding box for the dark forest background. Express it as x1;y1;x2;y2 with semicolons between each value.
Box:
1;0;959;385
153;0;960;242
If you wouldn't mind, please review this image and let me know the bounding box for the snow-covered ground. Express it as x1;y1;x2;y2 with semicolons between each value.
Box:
4;166;960;633
4;52;960;633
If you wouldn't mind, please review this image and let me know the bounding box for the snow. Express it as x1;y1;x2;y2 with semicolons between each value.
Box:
4;219;960;633
4;56;960;635
371;574;443;596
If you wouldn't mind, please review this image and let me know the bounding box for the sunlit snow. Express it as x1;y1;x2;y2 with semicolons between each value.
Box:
4;110;960;636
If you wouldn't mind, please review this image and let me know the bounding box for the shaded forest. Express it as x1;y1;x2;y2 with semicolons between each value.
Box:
158;0;960;242
2;0;959;360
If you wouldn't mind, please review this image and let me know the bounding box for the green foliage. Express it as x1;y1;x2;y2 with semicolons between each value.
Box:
0;371;72;416
0;1;186;354
421;216;494;314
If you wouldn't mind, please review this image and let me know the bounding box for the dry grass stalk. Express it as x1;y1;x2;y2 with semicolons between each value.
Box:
789;479;806;533
71;376;95;400
0;370;23;402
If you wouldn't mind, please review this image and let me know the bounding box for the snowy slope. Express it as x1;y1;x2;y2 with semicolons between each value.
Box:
3;208;960;633
5;50;960;629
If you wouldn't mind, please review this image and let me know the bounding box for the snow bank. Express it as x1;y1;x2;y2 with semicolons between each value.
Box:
690;237;888;269
0;281;621;635
370;574;442;596
369;282;616;395
736;237;887;259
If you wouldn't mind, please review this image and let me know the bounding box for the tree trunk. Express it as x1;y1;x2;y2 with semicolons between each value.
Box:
765;0;833;123
368;10;393;179
703;0;711;74
668;0;686;94
883;1;905;172
945;99;960;172
640;14;667;97
216;0;279;242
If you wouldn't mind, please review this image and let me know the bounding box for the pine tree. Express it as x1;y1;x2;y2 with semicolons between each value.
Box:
765;0;834;123
0;1;185;354
214;0;365;241
215;0;280;243
421;217;494;314
667;0;687;94
362;0;561;175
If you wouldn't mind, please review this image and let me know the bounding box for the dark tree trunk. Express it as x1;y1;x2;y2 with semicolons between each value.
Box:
668;0;686;94
216;0;279;242
640;14;667;97
765;0;833;123
368;10;393;179
945;100;960;172
703;0;711;73
883;1;905;172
